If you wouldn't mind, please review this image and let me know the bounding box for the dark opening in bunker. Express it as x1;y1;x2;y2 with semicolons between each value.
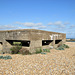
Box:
6;40;30;47
55;40;62;44
0;42;3;45
42;40;53;46
0;42;3;50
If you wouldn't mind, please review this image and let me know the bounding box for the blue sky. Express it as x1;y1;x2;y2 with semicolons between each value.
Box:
0;0;75;38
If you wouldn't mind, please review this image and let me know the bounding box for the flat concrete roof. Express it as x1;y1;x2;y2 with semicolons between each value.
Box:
0;29;66;34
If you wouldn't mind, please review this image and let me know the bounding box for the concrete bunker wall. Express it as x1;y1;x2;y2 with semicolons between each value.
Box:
0;29;66;53
0;31;31;53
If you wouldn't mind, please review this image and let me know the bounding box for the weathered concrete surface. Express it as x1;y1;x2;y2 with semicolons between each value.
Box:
0;29;66;53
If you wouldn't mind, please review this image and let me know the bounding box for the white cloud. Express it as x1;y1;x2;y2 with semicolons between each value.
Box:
64;22;70;25
48;21;70;26
54;21;62;25
66;32;75;36
38;26;47;29
0;25;15;29
48;21;69;28
15;22;43;27
66;32;75;34
68;25;75;29
31;27;38;29
31;26;46;29
0;25;22;30
15;22;47;29
48;22;53;25
48;21;62;25
0;21;47;30
70;25;75;27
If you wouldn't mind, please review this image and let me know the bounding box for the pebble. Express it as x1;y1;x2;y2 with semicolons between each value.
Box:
0;42;75;75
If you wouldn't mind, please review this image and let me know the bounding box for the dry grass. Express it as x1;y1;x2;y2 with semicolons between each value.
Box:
0;42;75;75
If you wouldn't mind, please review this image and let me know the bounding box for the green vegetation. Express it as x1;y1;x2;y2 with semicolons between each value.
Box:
62;44;69;48
0;56;3;59
56;46;64;50
10;46;22;54
13;42;22;46
10;42;31;55
10;42;51;55
43;49;50;52
41;52;46;54
35;48;50;54
56;44;69;50
10;42;22;54
0;55;12;60
35;48;42;54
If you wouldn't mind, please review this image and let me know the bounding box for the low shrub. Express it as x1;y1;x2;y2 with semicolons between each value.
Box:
56;44;69;50
35;48;42;54
0;56;3;59
0;55;12;60
41;52;46;54
43;49;50;52
56;46;64;50
10;42;22;54
10;46;22;54
19;48;31;55
62;44;69;48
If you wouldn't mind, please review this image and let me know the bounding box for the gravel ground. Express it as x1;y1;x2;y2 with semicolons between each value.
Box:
0;42;75;75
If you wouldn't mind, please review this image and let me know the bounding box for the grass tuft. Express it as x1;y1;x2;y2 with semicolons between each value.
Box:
56;44;69;50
